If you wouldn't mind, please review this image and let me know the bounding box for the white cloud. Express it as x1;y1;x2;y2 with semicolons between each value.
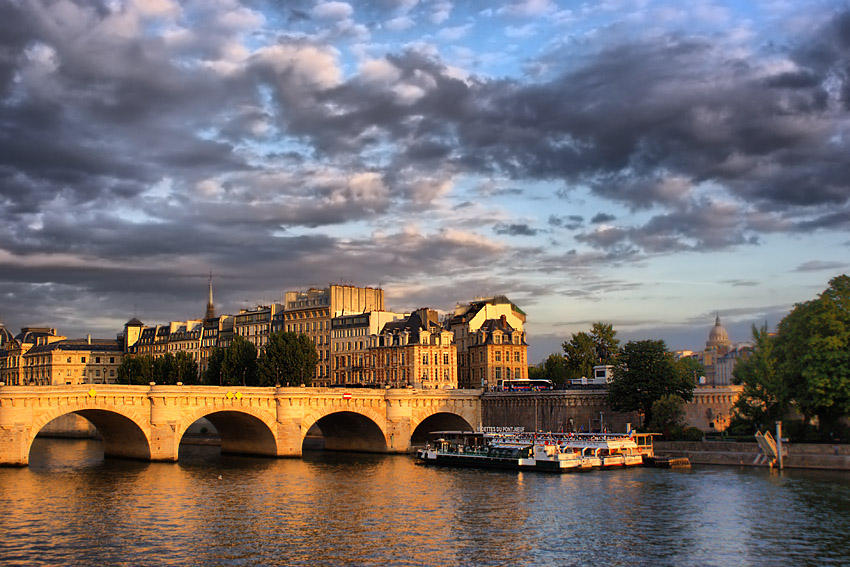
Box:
437;23;473;41
312;1;354;21
386;16;416;31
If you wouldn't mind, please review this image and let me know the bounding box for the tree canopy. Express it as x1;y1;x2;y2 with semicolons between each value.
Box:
730;274;850;439
117;352;199;385
773;274;850;432
561;322;620;381
607;339;694;428
731;323;787;432
258;331;318;386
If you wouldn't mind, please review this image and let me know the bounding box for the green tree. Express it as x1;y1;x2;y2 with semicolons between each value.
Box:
542;353;570;386
203;347;226;385
731;323;786;432
153;353;177;384
773;274;850;434
173;351;199;384
117;354;155;385
607;339;694;428
676;357;705;385
224;336;259;387
562;322;620;381
647;394;686;438
258;332;318;386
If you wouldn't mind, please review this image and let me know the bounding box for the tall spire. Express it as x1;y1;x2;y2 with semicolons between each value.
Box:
205;271;215;320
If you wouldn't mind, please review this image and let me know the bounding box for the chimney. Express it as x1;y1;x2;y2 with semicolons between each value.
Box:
87;334;91;344
500;314;507;329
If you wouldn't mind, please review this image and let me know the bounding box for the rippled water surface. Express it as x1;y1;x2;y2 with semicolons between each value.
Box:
2;439;849;566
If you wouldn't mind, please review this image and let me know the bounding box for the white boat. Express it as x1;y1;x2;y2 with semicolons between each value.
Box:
513;432;645;469
416;431;591;473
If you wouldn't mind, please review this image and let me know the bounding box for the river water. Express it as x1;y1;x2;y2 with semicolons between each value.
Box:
1;439;849;567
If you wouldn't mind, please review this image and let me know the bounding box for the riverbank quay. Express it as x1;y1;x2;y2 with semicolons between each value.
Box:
655;441;850;470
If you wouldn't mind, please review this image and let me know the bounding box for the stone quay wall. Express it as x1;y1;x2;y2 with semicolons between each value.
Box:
655;440;850;471
482;386;741;434
482;390;640;433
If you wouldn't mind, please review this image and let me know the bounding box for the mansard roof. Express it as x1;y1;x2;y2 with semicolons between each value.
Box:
25;338;123;354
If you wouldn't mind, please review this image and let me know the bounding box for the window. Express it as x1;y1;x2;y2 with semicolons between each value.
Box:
95;357;101;364
443;368;449;380
422;354;429;365
81;357;86;363
67;357;71;363
495;351;501;362
514;352;521;362
505;367;511;379
443;353;449;365
494;368;501;380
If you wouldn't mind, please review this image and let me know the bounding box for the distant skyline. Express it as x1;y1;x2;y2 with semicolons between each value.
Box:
1;1;849;364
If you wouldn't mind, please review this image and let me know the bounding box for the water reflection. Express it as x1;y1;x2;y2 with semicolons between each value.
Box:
0;439;849;566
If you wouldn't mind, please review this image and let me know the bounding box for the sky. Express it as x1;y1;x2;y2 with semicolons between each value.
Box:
1;0;849;364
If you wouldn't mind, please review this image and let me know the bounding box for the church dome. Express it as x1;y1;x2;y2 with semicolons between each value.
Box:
706;315;732;350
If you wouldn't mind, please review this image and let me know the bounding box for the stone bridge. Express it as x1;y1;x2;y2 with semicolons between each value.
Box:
0;385;482;466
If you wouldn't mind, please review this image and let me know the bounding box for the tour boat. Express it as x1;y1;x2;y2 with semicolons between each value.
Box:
537;432;645;468
416;431;591;473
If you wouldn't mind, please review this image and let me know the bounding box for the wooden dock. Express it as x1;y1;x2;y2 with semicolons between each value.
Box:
644;456;691;468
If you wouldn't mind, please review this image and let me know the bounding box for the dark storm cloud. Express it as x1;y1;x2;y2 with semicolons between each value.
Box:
494;223;539;236
2;0;850;339
548;214;583;230
590;213;615;224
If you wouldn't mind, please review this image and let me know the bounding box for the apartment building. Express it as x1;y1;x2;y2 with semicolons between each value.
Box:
330;310;405;385
367;308;457;389
275;285;385;386
446;296;527;389
0;326;123;386
0;327;64;385
234;304;281;350
466;315;528;390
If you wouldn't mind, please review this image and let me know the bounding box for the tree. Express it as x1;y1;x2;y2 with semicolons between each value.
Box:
258;332;318;386
203;347;226;385
173;351;199;384
117;355;155;385
541;353;570;386
607;339;694;428
562;322;620;381
773;274;850;434
731;323;786;432
677;357;705;385
648;394;686;438
224;336;258;387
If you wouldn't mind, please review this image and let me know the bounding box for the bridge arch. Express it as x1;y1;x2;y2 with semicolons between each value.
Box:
410;409;476;445
31;406;151;461
179;406;279;458
301;407;389;453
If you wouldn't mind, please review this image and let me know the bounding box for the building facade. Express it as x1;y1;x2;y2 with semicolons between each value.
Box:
447;297;527;389
330;310;405;386
367;308;457;389
0;326;123;386
276;285;385;386
466;315;528;390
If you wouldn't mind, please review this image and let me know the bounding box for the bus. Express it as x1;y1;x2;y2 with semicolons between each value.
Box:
499;379;554;392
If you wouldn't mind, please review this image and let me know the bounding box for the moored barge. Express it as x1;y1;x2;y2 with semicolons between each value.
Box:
416;431;590;473
416;430;651;473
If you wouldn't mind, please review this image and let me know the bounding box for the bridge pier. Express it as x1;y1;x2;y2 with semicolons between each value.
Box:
0;425;32;466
